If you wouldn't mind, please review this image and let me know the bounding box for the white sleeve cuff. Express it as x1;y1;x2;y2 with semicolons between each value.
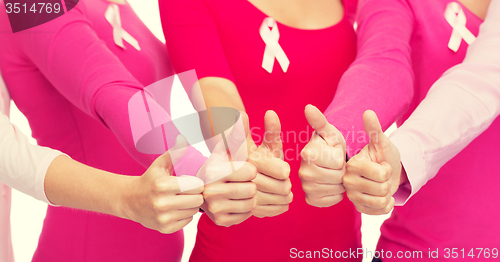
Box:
390;132;429;205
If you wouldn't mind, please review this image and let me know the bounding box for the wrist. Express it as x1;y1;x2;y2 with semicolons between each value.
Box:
114;175;139;221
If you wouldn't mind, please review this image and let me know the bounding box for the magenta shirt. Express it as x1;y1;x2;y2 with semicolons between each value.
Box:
160;0;361;261
0;0;205;261
327;0;499;259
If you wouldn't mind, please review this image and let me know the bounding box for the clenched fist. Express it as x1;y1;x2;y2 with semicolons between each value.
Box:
299;105;346;208
248;110;293;218
343;110;404;215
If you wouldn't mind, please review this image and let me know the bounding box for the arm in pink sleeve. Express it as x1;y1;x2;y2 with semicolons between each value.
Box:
324;0;415;157
16;3;205;175
390;0;500;204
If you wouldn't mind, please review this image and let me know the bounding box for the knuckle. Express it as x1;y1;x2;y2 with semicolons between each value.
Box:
300;146;317;161
386;165;393;178
251;197;258;209
153;177;172;192
346;161;365;176
305;196;320;207
207;201;224;215
158;228;170;234
372;197;386;209
277;179;292;196
300;148;309;160
324;195;343;207
280;163;291;179
281;179;292;195
160;224;177;234
305;196;314;206
338;185;346;194
384;203;394;213
281;204;290;213
156;214;172;226
243;200;255;212
299;169;315;182
380;182;390;196
375;169;387;182
248;150;261;164
244;162;258;179
342;175;353;188
286;192;294;204
214;215;231;227
354;205;365;214
203;185;223;199
204;166;219;181
332;194;343;205
248;182;258;197
301;182;313;193
152;198;167;211
345;191;357;203
195;195;205;207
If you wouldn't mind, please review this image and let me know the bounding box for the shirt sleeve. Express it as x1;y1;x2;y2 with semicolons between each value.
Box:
0;75;62;205
159;0;236;96
14;3;206;176
390;0;500;205
323;0;415;157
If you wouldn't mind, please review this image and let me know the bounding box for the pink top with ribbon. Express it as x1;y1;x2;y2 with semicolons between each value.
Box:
323;0;499;258
160;0;360;261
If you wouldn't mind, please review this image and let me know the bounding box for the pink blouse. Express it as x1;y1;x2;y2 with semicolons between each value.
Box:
326;0;500;259
391;0;500;204
160;0;361;261
0;0;205;261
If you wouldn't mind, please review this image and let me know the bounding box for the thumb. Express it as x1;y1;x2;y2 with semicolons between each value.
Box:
153;135;188;175
263;110;283;158
362;110;390;149
304;104;343;147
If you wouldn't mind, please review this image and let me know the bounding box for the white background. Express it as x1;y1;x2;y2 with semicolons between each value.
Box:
9;1;393;261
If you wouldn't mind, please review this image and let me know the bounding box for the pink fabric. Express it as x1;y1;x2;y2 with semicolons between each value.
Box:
0;0;205;261
324;0;415;156
390;0;500;205
160;0;361;261
328;0;500;259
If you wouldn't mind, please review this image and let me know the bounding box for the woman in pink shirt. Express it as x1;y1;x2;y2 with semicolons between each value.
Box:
304;0;497;261
160;0;360;261
344;2;500;259
0;0;239;261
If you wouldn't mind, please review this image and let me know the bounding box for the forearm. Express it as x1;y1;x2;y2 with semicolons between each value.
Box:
195;77;248;150
325;0;415;156
44;155;135;220
197;77;245;111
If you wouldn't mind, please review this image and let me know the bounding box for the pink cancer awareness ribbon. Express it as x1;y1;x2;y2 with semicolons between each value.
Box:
260;17;289;73
105;4;141;51
444;2;476;52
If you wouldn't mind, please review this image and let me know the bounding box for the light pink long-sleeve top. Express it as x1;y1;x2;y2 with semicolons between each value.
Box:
326;0;500;259
391;0;500;204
